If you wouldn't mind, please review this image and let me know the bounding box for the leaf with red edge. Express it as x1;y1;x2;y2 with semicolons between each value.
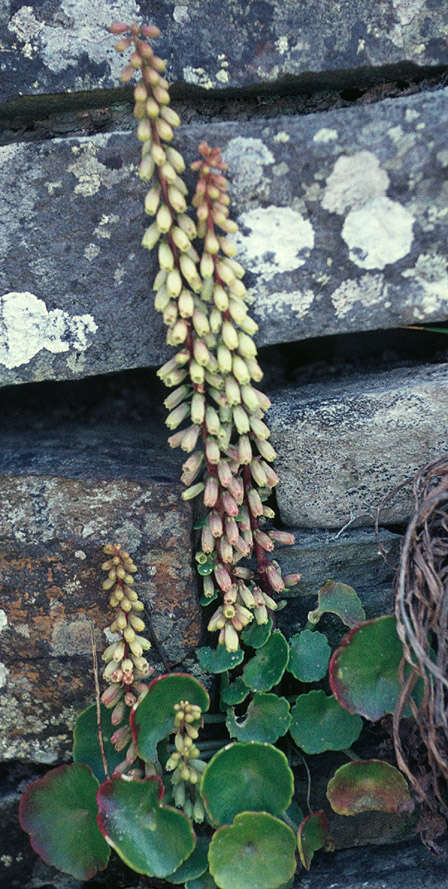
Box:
297;811;329;870
131;672;209;762
329;615;419;721
326;760;413;815
97;775;195;877
19;763;110;881
308;581;365;628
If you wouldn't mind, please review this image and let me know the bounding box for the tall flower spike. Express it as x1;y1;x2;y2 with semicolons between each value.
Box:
112;23;300;651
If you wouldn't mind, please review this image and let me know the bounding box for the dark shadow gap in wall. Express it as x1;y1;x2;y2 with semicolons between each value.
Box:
1;63;447;146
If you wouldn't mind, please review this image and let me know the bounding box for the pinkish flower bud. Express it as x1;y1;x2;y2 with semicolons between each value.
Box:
234;536;250;556
204;475;219;508
222;491;239;516
228;475;244;504
220;537;233;563
180;424;201;453
261;461;280;488
238;582;255;607
269;530;295;545
111;724;132;752
206;406;221;437
248;487;264;517
111;700;126;725
201;522;215;554
208;606;226;632
209;511;223;538
214;563;232;593
254;529;275;552
101;684;123;708
225;516;239;546
250;458;268;487
266;564;285;593
205;437;220;465
283;572;301;587
110;22;130;34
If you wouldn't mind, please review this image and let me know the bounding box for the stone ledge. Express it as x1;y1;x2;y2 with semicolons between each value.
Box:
1;1;447;104
2;87;448;386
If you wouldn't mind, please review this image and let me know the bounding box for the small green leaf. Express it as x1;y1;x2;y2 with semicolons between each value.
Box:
242;630;289;692
308;581;366;628
19;764;110;881
197;645;244;674
209;812;297;889
329;615;418;721
73;703;123;783
290;690;363;754
297;811;329;870
167;836;209;884
132;673;209;762
97;775;195;877
200;742;294;826
241;617;273;649
220;677;250;706
186;871;218;889
226;693;291;743
327;760;413;815
288;629;331;682
200;591;219;606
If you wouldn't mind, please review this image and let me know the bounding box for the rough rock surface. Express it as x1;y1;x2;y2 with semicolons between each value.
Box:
0;474;201;762
1;1;447;104
2;86;448;387
270;363;448;528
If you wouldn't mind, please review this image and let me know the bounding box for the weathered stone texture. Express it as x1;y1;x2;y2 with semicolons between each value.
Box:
0;475;201;762
2;87;448;387
269;363;448;528
1;1;447;104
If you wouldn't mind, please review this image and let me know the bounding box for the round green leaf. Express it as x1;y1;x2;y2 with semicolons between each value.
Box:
200;742;293;826
290;690;362;754
241;617;273;649
297;811;329;870
186;871;218;889
97;775;195;877
197;644;244;674
226;693;291;743
327;760;412;815
288;630;331;682
329;615;410;721
308;581;366;628
132;673;209;762
73;703;123;782
220;677;250;707
242;630;289;692
167;836;209;884
209;812;297;889
19;763;110;881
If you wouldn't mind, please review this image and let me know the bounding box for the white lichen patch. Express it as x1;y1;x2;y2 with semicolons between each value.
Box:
402;253;448;317
235;207;314;282
183;66;214;89
51;615;92;656
7;6;43;59
0;611;7;632
223;138;275;196
67;138;129;196
322;151;389;215
0;292;98;369
274;131;290;143
173;5;190;24
84;243;101;261
342;197;414;270
331;274;385;318
216;69;229;83
392;0;425;26
255;289;315;322
313;128;338;143
275;36;289;55
0;664;9;689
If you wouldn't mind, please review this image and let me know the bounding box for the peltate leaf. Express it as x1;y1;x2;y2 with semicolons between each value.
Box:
226;692;291;743
288;629;331;682
73;702;123;782
19;763;110;881
308;580;366;628
200;742;293;826
326;760;413;815
242;630;289;692
241;617;273;649
220;677;250;707
197;644;244;674
167;836;209;884
131;673;209;762
329;615;413;721
290;690;363;754
97;775;195;877
208;812;297;889
297;810;329;870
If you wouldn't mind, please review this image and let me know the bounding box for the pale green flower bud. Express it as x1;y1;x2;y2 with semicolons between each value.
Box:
238;435;252;465
178;289;194;317
228;278;247;298
171;226;191;252
160;161;177;184
168;185;187;213
144;186;160;214
180;253;199;285
255;605;268;625
189;360;205;385
214;284;229;312
182;481;205;501
166;268;182;298
153;268;167;290
166;402;189;430
154;85;170;104
170;319;188;344
164;384;189;410
175;348;190;365
224;622;239;652
218;236;237;257
158;241;174;271
192;308;210;337
205;406;220;436
255;438;277;462
174;174;188;196
214;212;238;233
233;405;250;434
226;258;246;279
157;293;172;322
201;277;214;302
217;343;232;374
228;298;247;325
163;300;177;326
162;366;188;387
142;223;161;250
177;213;197;238
216;260;235;285
238;332;257;359
187;244;200;262
240;384;260;413
205;231;220;254
139;154;155;180
193;339;210;367
191;392;205;425
156;203;172;233
246;357;263;382
160;105;180;128
145;97;160;118
225;376;241;405
239;315;259;336
250;458;268;487
155;117;173;141
166;146;185;171
250;416;270;440
200;252;215;279
151;143;166;165
210;307;222;333
137;119;152;141
218;424;232;451
205;437;220;464
232;354;251;385
248;487;264;517
222;320;239;351
205;373;224;392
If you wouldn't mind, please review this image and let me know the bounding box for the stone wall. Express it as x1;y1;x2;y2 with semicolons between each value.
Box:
1;2;448;887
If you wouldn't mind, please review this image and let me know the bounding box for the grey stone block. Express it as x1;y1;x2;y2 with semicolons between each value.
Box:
1;1;447;104
2;86;448;386
269;363;448;528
